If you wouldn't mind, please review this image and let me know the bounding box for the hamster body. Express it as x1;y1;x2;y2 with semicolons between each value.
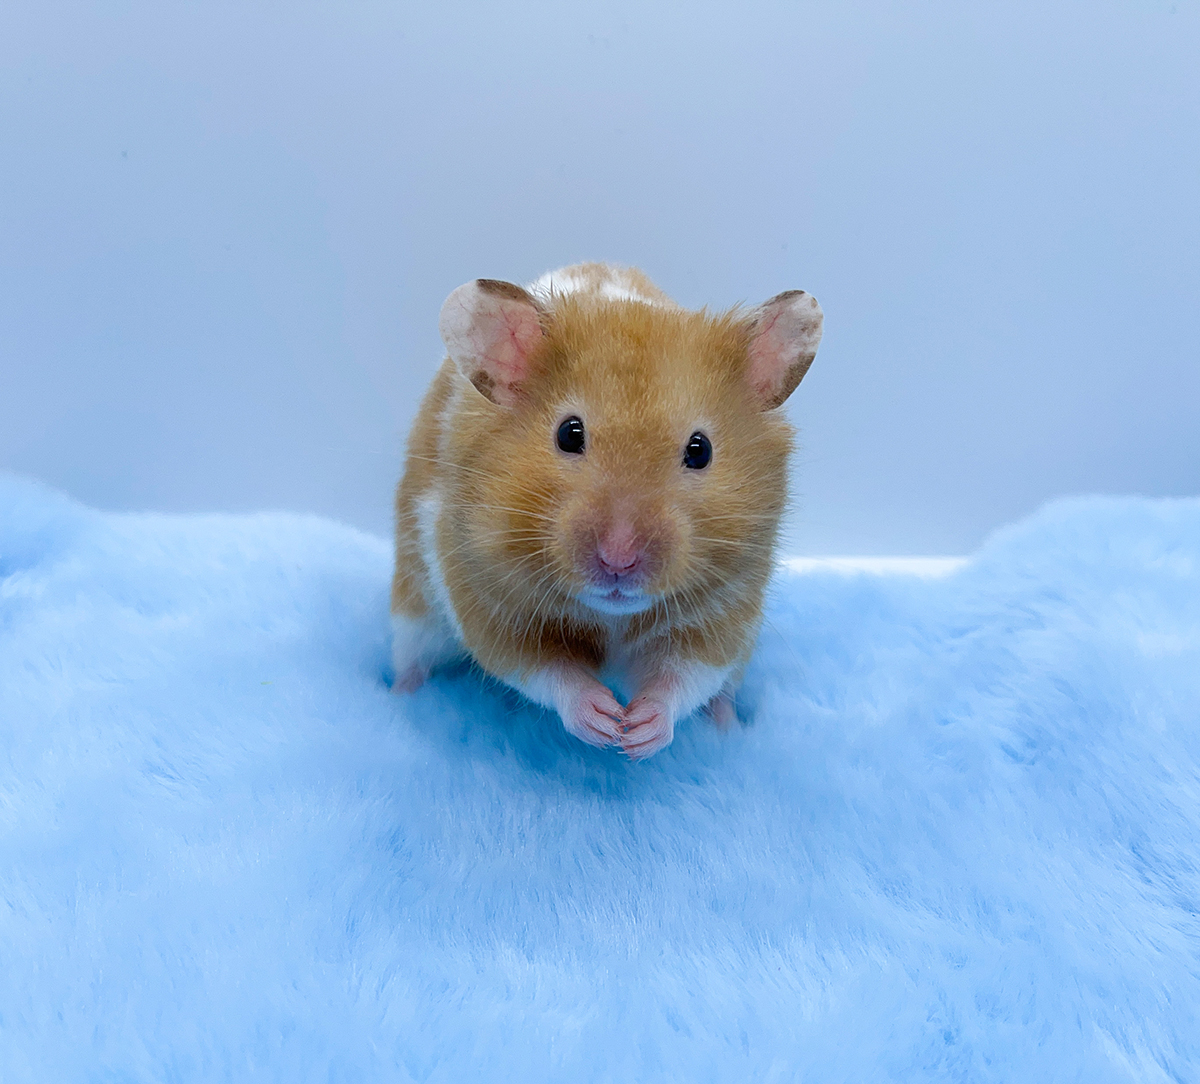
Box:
391;263;822;758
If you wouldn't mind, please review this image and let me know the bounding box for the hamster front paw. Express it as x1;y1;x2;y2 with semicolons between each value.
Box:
509;663;625;749
560;679;626;749
620;695;675;760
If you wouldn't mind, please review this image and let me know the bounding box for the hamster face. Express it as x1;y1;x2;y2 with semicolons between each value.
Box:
451;296;793;623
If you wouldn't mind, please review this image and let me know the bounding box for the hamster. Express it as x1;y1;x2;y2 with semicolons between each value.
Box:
390;262;823;759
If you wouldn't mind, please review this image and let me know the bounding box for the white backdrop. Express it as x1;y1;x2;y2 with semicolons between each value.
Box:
2;0;1197;553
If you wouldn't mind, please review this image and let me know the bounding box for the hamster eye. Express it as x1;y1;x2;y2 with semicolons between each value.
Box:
556;415;586;455
683;431;712;470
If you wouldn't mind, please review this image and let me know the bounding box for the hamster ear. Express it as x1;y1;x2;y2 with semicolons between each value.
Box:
439;279;546;407
744;290;824;409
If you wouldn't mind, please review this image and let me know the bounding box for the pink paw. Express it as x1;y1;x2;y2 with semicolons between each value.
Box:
561;681;625;749
393;663;429;694
705;691;738;729
620;695;675;760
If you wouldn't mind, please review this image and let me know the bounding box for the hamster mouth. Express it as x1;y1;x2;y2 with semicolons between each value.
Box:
577;584;656;616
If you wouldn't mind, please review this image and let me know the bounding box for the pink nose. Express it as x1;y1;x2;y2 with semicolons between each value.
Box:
597;525;642;577
598;549;640;577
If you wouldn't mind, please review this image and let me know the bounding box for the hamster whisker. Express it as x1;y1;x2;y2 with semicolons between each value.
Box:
689;536;750;548
696;518;777;532
455;552;553;617
696;510;779;521
760;611;804;673
474;556;566;633
512;567;570;651
404;454;557;497
435;530;551;564
468;503;560;524
497;565;561;621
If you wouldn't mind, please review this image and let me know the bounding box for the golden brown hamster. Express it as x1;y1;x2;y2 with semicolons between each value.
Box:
391;262;822;759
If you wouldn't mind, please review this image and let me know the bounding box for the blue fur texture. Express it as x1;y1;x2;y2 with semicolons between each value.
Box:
2;475;1198;1081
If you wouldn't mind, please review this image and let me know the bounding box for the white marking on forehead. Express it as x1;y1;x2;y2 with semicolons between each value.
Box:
529;266;663;307
598;281;646;302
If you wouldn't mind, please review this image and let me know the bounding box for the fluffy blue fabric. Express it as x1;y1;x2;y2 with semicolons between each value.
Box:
2;475;1198;1082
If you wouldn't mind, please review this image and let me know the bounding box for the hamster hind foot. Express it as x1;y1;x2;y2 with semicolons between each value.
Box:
391;610;460;693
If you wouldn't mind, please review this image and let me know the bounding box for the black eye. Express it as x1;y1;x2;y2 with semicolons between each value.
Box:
683;431;712;470
556;415;586;455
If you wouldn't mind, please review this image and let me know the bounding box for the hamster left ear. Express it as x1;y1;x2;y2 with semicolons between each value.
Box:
439;279;546;407
744;290;824;409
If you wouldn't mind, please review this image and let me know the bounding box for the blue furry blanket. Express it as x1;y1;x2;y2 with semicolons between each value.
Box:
2;475;1198;1081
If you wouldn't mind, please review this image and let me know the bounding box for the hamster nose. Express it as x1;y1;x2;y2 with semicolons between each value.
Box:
596;525;642;578
597;549;641;577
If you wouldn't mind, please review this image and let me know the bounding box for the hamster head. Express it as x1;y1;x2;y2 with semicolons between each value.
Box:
438;277;823;622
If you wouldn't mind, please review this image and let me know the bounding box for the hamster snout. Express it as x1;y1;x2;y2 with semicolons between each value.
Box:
565;497;681;614
592;520;646;581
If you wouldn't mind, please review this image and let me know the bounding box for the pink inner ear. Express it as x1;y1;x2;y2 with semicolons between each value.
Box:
747;308;791;401
744;291;822;407
485;304;543;386
441;280;546;404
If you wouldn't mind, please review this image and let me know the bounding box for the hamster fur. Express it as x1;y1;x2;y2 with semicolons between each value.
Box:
391;263;823;759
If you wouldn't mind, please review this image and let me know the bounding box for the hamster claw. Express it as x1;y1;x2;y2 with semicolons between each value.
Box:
620;696;675;760
561;681;626;749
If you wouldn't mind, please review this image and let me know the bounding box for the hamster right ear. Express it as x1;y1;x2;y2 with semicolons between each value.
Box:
743;290;824;410
439;279;546;407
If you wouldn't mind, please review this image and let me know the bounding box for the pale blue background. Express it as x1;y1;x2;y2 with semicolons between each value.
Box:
2;0;1197;553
